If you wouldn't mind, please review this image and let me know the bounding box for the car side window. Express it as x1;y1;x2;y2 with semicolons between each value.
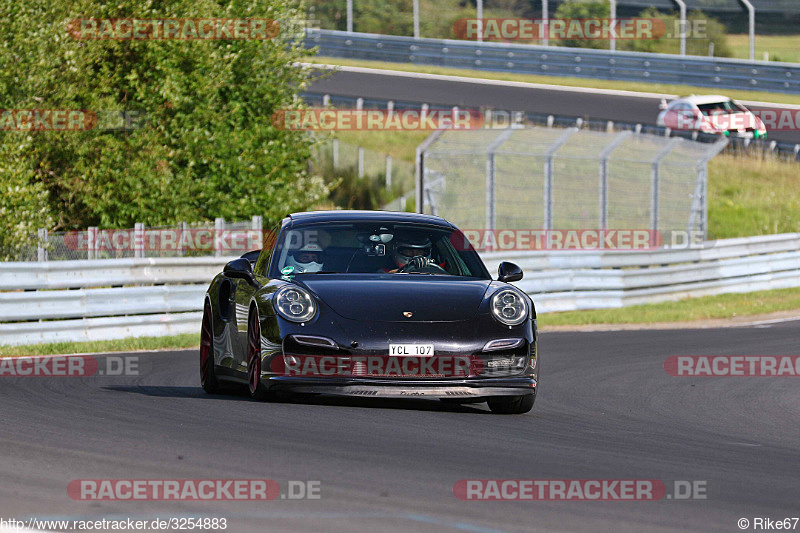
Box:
254;223;280;277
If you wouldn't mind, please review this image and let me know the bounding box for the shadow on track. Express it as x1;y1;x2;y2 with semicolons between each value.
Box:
103;385;490;413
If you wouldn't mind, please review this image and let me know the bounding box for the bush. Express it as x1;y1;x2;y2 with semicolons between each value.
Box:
621;8;731;57
0;0;329;259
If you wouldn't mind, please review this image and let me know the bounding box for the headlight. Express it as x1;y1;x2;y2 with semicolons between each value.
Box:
490;289;528;326
274;285;317;323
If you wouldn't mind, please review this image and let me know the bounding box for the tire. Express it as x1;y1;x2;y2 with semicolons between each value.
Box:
200;300;221;394
247;307;272;401
487;393;535;415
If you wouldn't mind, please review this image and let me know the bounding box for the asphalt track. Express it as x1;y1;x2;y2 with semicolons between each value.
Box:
2;322;799;532
307;67;800;145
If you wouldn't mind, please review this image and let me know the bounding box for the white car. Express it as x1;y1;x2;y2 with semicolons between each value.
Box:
657;95;767;139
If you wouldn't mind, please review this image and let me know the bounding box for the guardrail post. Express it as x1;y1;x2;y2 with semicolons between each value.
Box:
134;223;145;258
346;0;353;33
215;218;225;257
358;147;364;177
37;229;48;262
332;138;339;168
323;94;330;107
88;226;98;260
356;98;363;111
385;155;392;189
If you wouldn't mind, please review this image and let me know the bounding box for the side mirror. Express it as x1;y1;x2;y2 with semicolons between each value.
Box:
224;258;259;287
497;261;523;283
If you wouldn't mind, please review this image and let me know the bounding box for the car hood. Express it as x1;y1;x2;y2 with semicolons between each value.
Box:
296;276;491;322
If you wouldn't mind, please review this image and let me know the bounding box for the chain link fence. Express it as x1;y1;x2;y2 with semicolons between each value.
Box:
417;125;728;237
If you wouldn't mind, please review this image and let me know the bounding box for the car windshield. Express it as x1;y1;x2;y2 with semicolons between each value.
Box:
697;100;746;116
269;222;490;279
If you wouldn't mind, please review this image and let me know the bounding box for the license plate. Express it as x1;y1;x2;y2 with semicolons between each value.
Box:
389;344;434;356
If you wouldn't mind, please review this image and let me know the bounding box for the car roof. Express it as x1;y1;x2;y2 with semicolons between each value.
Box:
675;95;735;106
284;210;454;228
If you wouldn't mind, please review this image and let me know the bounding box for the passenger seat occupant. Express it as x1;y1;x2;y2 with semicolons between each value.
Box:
286;243;324;273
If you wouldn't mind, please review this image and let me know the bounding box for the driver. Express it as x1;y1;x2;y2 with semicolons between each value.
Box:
286;242;324;273
381;234;433;273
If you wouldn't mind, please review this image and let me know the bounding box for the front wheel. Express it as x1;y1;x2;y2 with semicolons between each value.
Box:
247;307;272;401
487;393;535;414
200;301;221;394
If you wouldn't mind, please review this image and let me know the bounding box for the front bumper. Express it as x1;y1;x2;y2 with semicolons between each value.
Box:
262;375;536;399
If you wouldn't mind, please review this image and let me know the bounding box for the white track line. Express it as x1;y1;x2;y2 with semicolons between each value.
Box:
306;63;800;110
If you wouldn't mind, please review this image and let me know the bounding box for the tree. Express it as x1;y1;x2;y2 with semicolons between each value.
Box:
553;0;611;49
0;0;328;258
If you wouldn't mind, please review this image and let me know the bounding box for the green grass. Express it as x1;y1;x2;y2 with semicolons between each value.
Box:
727;34;800;64
540;286;800;326
332;130;430;163
0;333;199;357
708;152;800;239
311;57;800;105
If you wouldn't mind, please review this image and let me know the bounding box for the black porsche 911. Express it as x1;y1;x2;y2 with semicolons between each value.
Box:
200;210;538;414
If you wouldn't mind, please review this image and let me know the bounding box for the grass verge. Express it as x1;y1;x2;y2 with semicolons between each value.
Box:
310;57;800;106
540;287;800;327
0;333;199;357
727;34;800;64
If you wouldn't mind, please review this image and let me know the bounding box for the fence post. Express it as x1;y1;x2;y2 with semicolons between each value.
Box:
385;155;392;189
543;128;579;230
356;97;363;111
358;147;364;178
177;221;187;257
88;226;98;260
215;217;225;257
323;94;330;107
486;129;514;234
332;138;339;168
134;222;145;258
37;229;48;262
415;129;445;214
650;138;682;233
597;131;632;232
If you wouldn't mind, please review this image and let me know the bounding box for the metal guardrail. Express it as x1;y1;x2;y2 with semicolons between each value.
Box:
3;234;800;345
306;29;800;94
